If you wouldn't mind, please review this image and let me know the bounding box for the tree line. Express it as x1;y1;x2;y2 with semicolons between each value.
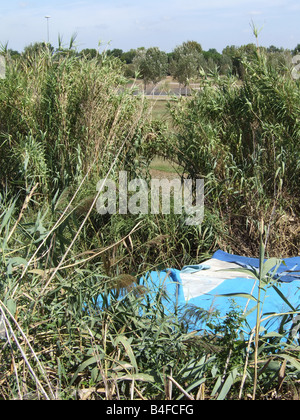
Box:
106;41;300;88
2;39;300;91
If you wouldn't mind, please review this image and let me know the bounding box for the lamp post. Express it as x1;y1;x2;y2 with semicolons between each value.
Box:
45;16;51;44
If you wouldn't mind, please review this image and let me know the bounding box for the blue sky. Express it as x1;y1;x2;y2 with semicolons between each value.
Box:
0;0;299;53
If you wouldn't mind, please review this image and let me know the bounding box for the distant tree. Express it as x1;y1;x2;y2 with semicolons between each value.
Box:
107;48;124;59
267;49;293;74
80;48;98;59
170;41;203;93
239;43;257;57
218;54;232;75
133;47;168;91
8;49;20;59
203;48;221;61
267;45;284;53
203;48;223;73
166;51;174;61
23;42;54;57
121;49;138;64
182;40;203;54
222;45;237;57
293;44;300;55
222;44;257;79
222;49;237;77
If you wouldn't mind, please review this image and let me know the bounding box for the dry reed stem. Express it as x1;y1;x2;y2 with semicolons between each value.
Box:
19;166;95;282
0;302;55;400
7;183;39;244
167;375;195;400
38;137;129;296
58;221;143;271
196;383;205;400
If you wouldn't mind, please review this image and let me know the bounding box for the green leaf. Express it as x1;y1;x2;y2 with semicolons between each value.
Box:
211;376;222;397
272;285;296;312
263;332;283;338
116;373;154;383
0;200;16;235
261;258;281;280
6;299;17;317
276;354;300;372
183;378;206;397
217;368;239;400
7;257;28;267
6;257;28;277
216;292;257;302
115;335;138;373
70;355;99;385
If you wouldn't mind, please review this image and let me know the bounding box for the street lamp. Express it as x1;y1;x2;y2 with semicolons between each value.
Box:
45;16;51;44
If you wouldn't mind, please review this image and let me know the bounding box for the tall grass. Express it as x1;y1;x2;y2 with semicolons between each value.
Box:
0;46;153;198
1;192;299;399
167;50;300;257
0;44;299;400
0;45;212;399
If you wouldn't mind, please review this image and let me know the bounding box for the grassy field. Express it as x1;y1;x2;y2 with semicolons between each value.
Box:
147;98;179;177
149;156;179;173
149;157;181;181
149;99;170;120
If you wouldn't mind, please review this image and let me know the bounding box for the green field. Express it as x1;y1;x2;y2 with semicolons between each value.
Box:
150;156;179;173
150;99;170;120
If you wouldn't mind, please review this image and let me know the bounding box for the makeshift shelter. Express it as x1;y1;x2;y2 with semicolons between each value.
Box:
0;56;5;79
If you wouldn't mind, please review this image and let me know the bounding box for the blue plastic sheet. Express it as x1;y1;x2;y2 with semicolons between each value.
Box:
139;268;300;333
212;250;300;283
97;250;300;335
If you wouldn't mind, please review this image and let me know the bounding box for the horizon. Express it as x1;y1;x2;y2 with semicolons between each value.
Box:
0;0;299;53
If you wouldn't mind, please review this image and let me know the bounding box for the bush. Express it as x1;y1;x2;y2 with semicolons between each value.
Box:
0;48;152;199
168;51;300;256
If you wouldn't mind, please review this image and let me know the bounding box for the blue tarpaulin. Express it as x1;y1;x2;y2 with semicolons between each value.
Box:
212;250;300;283
138;251;300;334
97;250;300;335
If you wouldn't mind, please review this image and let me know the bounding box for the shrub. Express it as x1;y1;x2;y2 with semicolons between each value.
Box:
168;51;300;255
0;48;152;199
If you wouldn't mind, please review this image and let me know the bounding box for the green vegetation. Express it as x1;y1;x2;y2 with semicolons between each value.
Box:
149;157;179;174
168;52;300;256
0;38;299;400
132;47;169;92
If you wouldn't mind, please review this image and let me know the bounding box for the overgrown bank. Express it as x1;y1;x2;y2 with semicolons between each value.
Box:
0;46;299;400
165;52;300;257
